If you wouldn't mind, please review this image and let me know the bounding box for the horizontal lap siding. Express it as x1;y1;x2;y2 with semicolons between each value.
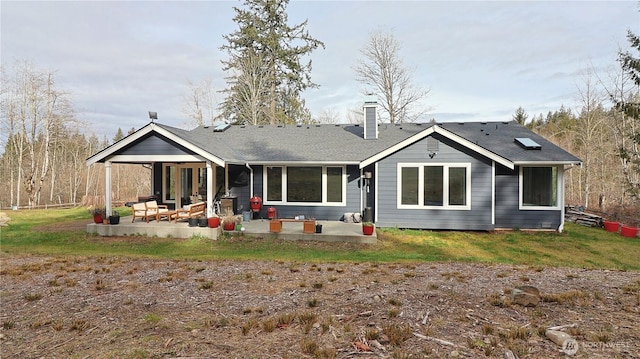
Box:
376;135;493;230
495;166;561;229
248;165;361;221
120;135;196;156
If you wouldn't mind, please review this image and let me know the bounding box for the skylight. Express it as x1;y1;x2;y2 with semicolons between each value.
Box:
515;137;541;150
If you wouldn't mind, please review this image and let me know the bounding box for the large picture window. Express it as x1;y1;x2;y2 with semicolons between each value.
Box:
264;165;345;206
398;163;471;209
520;166;558;209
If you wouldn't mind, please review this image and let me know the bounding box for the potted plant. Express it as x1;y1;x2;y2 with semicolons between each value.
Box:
207;214;220;228
109;210;120;225
221;209;238;231
88;207;105;224
362;222;375;235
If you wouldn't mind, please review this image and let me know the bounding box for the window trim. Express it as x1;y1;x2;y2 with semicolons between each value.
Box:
397;162;472;210
519;165;560;210
263;165;347;206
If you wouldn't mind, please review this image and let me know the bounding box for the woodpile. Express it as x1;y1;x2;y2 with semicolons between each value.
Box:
565;206;603;227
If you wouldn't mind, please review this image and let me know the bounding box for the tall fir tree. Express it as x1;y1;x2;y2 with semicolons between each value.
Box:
615;30;640;200
219;0;324;125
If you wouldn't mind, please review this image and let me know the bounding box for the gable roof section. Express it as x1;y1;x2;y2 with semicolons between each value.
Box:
359;124;515;169
85;122;225;166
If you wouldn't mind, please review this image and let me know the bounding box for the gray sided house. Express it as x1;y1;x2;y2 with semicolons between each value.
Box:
87;103;581;231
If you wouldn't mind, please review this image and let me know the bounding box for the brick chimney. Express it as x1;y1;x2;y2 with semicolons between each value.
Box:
363;101;378;140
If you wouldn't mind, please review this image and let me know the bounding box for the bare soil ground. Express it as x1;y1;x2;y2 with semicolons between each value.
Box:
1;222;639;358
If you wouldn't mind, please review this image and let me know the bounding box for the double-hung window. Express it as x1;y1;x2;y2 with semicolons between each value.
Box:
520;166;559;209
264;165;346;206
398;163;471;209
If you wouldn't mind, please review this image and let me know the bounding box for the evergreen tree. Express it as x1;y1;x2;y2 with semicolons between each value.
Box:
113;128;125;143
220;0;324;125
614;30;640;200
512;106;528;125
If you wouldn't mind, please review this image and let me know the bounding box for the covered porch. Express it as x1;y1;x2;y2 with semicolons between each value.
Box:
87;217;377;244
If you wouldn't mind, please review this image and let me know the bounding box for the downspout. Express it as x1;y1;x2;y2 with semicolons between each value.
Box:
245;163;253;198
559;163;577;233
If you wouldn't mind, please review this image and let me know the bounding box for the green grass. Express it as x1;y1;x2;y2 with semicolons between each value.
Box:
0;208;638;270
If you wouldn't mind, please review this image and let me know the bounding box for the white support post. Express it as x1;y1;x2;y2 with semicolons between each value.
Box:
207;161;214;217
105;161;112;217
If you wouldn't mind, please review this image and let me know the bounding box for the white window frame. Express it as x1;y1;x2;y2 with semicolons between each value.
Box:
519;165;561;210
397;162;471;210
263;165;347;206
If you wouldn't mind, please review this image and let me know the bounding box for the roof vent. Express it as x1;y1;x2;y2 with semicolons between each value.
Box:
213;123;231;132
515;137;541;150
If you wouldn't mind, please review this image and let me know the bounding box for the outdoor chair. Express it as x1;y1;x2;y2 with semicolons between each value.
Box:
132;202;149;222
145;200;169;222
172;202;206;223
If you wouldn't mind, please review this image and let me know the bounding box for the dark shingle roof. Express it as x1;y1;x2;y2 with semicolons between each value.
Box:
157;121;580;165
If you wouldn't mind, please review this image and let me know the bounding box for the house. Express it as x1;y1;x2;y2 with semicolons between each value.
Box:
86;102;581;231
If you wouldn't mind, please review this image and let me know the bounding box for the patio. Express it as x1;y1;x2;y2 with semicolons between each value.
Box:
86;217;377;244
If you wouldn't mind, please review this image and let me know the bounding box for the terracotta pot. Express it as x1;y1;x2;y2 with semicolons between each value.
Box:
620;225;638;238
603;221;619;233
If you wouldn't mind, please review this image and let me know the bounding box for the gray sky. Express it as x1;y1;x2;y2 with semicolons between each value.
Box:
2;1;638;139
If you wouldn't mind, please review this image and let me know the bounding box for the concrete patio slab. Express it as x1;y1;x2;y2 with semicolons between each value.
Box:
87;216;377;243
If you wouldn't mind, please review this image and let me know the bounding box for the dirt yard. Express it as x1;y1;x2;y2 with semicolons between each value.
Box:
1;230;639;358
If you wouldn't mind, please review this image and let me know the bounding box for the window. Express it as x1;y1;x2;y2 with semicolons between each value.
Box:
520;166;558;209
266;167;282;201
398;163;471;209
264;165;346;206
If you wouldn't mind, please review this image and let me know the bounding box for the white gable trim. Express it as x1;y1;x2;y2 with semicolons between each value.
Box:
359;125;514;169
86;123;225;167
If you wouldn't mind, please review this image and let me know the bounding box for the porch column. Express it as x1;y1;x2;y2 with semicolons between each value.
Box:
206;161;214;217
105;161;112;217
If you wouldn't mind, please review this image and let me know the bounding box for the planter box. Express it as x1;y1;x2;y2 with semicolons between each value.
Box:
603;221;620;233
620;225;638;238
303;220;316;234
269;220;282;233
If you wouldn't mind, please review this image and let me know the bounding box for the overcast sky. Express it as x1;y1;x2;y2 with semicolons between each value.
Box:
2;1;638;139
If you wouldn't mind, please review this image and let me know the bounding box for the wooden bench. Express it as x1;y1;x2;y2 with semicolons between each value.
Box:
269;218;316;233
171;202;206;223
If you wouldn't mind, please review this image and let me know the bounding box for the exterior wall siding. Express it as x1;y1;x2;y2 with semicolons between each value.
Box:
120;135;196;156
494;166;561;229
244;165;362;220
375;134;494;230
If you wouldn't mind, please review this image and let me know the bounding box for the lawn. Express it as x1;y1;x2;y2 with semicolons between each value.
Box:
0;207;638;270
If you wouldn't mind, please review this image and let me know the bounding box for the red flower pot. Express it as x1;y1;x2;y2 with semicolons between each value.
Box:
603;221;619;233
223;222;236;231
208;217;220;228
620;225;638;238
362;225;375;235
93;214;103;224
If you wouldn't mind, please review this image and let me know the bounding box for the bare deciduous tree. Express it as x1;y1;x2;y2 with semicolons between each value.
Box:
220;50;270;125
353;29;429;123
183;79;218;127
